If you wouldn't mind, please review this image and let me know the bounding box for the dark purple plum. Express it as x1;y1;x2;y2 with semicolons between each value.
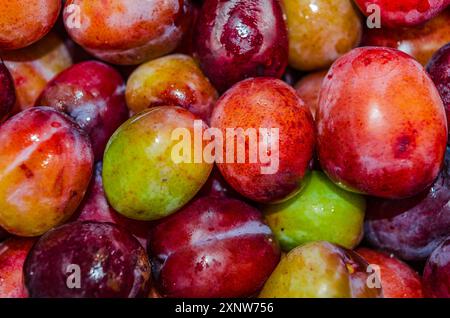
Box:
0;61;15;121
194;0;288;92
427;43;450;139
365;149;450;261
423;236;450;298
149;196;280;298
24;222;151;298
37;61;129;161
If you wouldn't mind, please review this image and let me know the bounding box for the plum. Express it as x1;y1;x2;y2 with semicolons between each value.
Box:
294;70;327;119
0;107;93;236
0;61;15;121
1;32;73;113
126;54;218;123
194;0;288;92
264;171;365;251
72;162;152;249
0;0;61;50
357;248;423;298
0;238;35;298
103;106;212;221
24;222;151;298
317;47;447;199
362;10;450;66
365;149;450;261
354;0;450;28
197;166;240;199
427;43;450;139
211;78;315;203
63;0;192;65
38;61;129;161
281;0;362;71
148;196;280;298
259;241;383;298
423;237;450;298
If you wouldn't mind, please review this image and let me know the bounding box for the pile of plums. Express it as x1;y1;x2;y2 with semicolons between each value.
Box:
0;0;449;299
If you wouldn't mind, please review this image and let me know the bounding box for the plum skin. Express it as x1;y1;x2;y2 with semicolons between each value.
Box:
259;241;383;298
423;237;450;298
0;62;16;121
1;33;73;113
72;162;152;249
0;238;35;298
362;10;450;66
356;248;423;298
211;77;315;204
148;196;280;298
365;148;450;261
317;47;447;199
126;54;218;123
0;0;61;50
24;222;152;298
427;43;450;139
38;61;129;161
194;0;288;92
264;171;366;251
0;107;93;237
280;0;362;71
294;70;327;119
103;106;213;221
354;0;450;28
63;0;193;65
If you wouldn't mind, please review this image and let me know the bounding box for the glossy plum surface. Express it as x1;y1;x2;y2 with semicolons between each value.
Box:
194;0;288;92
354;0;450;28
24;222;151;298
211;78;315;203
362;10;450;66
259;241;383;298
0;238;35;298
0;0;61;50
427;43;450;137
149;196;280;298
63;0;192;65
73;162;152;249
0;62;15;121
365;149;450;261
1;33;73;113
423;237;450;297
38;61;129;161
264;171;365;251
0;107;93;236
281;0;362;71
357;248;423;298
103;106;213;221
126;54;218;123
294;70;327;119
317;47;447;199
361;10;450;65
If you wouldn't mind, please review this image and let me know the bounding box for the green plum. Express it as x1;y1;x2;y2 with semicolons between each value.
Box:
259;241;383;298
263;171;365;251
103;106;213;221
